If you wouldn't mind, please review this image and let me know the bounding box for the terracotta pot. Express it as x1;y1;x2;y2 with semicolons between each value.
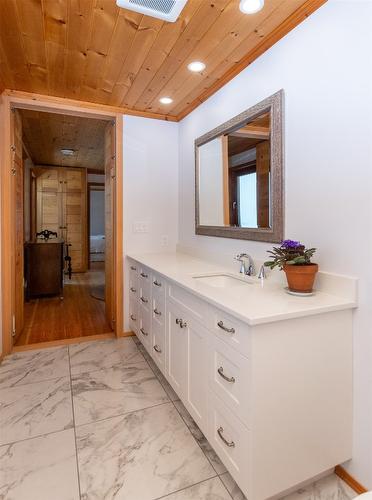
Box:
283;263;318;293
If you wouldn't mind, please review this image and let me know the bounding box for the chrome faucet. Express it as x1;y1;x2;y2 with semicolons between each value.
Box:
235;253;255;276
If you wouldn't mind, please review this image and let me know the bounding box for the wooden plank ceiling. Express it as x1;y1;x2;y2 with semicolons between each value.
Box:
20;109;107;169
0;0;326;121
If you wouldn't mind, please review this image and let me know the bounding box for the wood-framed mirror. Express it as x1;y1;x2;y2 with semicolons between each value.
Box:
195;90;284;242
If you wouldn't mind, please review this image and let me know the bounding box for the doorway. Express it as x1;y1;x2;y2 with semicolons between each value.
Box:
0;94;124;354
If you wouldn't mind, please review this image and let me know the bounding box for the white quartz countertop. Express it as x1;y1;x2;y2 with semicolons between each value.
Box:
127;252;357;326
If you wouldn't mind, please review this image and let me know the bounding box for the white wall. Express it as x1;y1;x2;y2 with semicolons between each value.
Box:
90;190;105;236
123;115;179;329
178;0;372;488
198;137;224;226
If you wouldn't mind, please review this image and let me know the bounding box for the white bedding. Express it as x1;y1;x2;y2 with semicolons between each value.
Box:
90;235;105;254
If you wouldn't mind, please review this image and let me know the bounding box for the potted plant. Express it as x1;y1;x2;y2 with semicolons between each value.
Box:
264;240;318;293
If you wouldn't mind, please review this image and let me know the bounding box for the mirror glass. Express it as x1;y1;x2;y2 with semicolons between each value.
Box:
197;111;271;229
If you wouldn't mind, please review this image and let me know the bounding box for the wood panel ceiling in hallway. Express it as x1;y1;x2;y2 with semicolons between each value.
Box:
0;0;326;120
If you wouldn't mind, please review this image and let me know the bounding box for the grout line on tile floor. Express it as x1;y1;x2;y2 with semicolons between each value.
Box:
73;400;173;430
0;426;74;449
67;344;82;499
153;474;220;500
69;358;149;379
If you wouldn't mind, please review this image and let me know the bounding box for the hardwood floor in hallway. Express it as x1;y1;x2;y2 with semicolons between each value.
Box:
16;262;112;346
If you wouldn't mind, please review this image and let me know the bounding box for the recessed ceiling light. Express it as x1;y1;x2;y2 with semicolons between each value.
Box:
187;61;206;73
60;148;75;156
239;0;264;14
159;97;173;105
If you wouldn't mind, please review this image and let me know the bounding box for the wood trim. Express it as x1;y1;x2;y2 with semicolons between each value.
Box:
4;89;178;122
118;331;135;338
334;466;368;494
0;93;124;356
176;0;327;121
12;333;116;353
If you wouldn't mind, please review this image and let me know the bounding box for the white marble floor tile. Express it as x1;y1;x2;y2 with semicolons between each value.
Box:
282;474;357;500
69;337;144;375
173;399;227;475
76;402;215;500
0;346;69;389
72;361;169;425
0;376;73;445
0;429;80;500
159;477;231;499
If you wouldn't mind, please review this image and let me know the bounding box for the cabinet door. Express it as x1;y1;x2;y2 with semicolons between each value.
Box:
167;301;188;398
36;168;63;237
63;168;87;272
185;318;209;433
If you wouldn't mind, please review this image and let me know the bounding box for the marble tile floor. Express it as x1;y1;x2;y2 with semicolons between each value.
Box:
0;336;358;500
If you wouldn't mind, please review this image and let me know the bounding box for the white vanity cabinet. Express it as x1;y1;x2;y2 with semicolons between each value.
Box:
126;256;353;500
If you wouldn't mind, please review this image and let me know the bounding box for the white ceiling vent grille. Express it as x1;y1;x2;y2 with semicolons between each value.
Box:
116;0;188;22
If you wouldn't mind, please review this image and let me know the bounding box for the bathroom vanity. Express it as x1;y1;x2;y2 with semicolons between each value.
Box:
127;252;355;500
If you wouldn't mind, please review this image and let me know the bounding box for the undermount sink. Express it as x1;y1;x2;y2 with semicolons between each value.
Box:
192;273;254;288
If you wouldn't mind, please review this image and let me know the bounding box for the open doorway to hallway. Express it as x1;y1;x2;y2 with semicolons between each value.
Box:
13;109;115;346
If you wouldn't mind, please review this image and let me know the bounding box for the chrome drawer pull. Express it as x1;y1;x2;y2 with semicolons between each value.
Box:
140;272;148;278
153;280;162;287
217;427;235;448
130;287;136;293
217;366;235;383
140;296;148;303
217;321;235;334
130;266;137;271
130;314;136;321
153;344;162;353
154;308;162;316
180;320;187;329
140;327;148;337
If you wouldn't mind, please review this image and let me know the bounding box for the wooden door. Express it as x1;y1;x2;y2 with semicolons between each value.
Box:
11;109;24;343
64;168;87;273
35;168;63;237
104;122;115;330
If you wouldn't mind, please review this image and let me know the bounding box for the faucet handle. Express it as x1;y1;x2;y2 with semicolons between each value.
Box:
258;265;266;279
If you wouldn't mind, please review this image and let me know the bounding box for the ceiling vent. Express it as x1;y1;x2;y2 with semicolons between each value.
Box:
116;0;188;22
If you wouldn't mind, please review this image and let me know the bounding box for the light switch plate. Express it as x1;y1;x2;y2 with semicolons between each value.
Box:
133;222;149;234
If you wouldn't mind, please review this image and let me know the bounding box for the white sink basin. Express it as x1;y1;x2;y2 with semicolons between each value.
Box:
192;273;254;288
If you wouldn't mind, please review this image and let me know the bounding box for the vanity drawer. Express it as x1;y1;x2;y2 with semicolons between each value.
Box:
129;298;138;335
208;391;250;495
139;281;151;313
209;307;251;358
129;260;138;280
168;282;208;327
209;335;250;424
152;294;165;327
152;320;166;374
139;309;152;351
152;273;166;300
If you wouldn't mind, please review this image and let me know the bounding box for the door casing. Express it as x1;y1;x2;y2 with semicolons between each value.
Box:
0;92;124;355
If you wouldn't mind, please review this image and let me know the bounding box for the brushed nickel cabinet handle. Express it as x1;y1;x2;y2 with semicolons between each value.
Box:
140;296;148;303
130;287;136;293
217;427;235;448
153;344;162;353
217;367;235;383
176;318;181;325
140;327;148;337
130;314;136;321
153;280;162;287
180;320;187;329
217;321;235;334
130;266;137;271
140;272;148;278
153;308;162;316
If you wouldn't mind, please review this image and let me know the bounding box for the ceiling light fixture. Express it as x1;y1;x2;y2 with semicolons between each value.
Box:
187;61;206;73
60;148;75;156
159;97;173;105
239;0;264;14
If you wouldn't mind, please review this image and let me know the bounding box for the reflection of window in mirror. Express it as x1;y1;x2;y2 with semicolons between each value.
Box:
227;111;271;228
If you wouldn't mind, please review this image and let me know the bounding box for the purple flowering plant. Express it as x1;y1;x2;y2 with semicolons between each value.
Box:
264;239;316;270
